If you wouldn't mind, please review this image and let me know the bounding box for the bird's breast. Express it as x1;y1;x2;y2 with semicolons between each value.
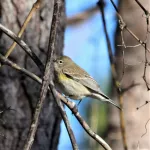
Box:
55;73;91;100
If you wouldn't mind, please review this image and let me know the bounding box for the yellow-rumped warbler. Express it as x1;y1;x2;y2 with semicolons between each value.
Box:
53;55;120;109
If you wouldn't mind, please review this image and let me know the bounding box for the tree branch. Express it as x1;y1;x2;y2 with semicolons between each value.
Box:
97;1;128;150
0;14;112;149
0;53;112;150
22;0;78;150
110;0;150;53
0;22;78;149
0;23;44;73
5;0;42;58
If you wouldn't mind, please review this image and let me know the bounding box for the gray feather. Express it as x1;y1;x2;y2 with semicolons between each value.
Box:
63;67;102;94
91;93;121;110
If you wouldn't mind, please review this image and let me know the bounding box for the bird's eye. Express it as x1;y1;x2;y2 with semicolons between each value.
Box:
58;60;63;64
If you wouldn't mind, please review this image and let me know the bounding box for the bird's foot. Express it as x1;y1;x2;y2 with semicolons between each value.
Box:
77;100;82;107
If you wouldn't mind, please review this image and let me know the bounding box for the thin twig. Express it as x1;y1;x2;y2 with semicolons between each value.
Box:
97;1;128;150
53;91;112;150
129;1;150;79
110;0;150;53
136;118;150;150
143;43;150;90
0;53;112;150
120;31;125;83
5;0;42;58
117;43;141;48
136;101;150;110
23;1;65;150
45;0;78;149
0;53;41;83
0;23;44;73
141;118;150;138
50;84;79;150
135;0;149;26
0;13;112;149
23;0;78;150
97;1;121;90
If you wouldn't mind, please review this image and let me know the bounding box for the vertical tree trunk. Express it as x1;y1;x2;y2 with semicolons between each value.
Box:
108;1;150;150
0;0;65;150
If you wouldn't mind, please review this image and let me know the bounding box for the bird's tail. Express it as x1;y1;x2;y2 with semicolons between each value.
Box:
91;93;121;110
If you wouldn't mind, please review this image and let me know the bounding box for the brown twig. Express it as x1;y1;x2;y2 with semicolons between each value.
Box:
0;53;112;150
135;0;149;26
136;100;150;110
136;118;150;150
1;50;78;149
40;0;78;148
0;23;44;73
134;0;150;90
23;1;78;150
141;118;150;138
0;10;77;150
5;0;42;58
97;1;128;150
0;11;113;149
130;1;150;90
50;84;79;150
143;43;150;90
117;28;126;84
0;53;41;83
23;1;72;150
110;0;150;53
117;43;141;48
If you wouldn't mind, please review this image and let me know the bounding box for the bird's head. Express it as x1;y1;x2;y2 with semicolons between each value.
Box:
53;55;73;72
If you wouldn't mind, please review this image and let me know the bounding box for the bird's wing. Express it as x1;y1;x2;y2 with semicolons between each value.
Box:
62;64;102;94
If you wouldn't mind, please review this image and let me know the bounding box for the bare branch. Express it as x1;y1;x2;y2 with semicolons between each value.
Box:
141;118;150;138
97;1;128;150
0;23;44;73
135;0;150;26
0;53;112;150
5;0;42;58
136;101;150;110
110;0;150;53
23;1;78;150
0;22;77;150
50;84;79;150
117;43;141;48
0;9;113;149
142;43;150;90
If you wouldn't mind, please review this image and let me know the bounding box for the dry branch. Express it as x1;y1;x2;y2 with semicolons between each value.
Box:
0;23;44;73
5;0;42;58
0;53;112;150
22;0;78;150
0;5;113;149
110;0;150;53
22;0;77;150
97;1;128;150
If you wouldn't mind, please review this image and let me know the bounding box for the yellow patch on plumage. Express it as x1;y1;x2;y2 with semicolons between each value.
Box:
58;73;69;81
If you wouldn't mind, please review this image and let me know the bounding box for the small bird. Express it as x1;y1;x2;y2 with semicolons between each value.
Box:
53;55;121;110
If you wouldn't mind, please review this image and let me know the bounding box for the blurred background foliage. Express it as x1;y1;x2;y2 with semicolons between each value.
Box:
59;0;118;149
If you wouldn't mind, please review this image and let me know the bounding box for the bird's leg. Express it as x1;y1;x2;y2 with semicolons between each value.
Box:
77;99;82;106
64;95;69;103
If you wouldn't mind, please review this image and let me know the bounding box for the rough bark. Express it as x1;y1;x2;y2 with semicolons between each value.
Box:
108;1;150;150
0;0;65;150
